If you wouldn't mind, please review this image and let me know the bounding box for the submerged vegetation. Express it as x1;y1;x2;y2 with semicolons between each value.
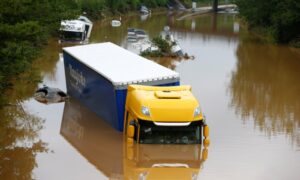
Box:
141;36;193;59
141;36;173;57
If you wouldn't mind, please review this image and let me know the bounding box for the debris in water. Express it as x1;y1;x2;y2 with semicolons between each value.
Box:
111;20;121;27
34;85;68;104
139;26;194;59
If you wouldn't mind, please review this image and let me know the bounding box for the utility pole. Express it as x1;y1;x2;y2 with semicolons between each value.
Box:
213;0;218;12
192;0;197;12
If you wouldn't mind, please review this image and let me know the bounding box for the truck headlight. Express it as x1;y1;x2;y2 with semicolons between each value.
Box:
194;107;201;117
139;171;149;180
191;172;198;180
141;106;150;116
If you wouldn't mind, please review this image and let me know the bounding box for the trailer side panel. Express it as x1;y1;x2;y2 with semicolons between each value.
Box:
64;52;119;130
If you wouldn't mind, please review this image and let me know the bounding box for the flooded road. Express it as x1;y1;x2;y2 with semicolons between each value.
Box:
1;12;300;180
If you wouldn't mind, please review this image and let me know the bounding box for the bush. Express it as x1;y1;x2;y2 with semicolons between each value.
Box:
0;0;80;98
152;36;172;54
236;0;300;45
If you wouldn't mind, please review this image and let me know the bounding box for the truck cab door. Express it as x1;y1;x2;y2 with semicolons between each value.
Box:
125;111;137;143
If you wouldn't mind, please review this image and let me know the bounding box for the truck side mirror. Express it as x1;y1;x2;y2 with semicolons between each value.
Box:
127;124;135;138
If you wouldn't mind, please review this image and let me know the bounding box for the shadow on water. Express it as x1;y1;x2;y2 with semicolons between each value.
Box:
60;97;208;179
229;42;300;147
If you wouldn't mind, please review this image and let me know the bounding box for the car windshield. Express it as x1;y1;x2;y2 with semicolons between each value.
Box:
139;120;201;144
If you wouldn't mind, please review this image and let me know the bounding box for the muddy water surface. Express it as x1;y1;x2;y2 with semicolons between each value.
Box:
1;12;300;180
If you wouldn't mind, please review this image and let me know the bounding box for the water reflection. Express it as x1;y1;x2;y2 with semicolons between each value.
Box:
89;13;239;65
33;38;63;80
60;97;123;179
0;105;47;179
91;13;240;44
0;55;49;179
61;97;208;179
170;13;239;38
140;14;150;21
124;144;207;180
230;42;300;146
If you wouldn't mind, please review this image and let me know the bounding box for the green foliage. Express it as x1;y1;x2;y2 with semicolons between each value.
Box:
101;0;168;13
152;36;172;54
141;36;173;57
181;0;235;7
128;0;141;9
0;0;80;98
0;21;46;46
52;0;171;18
236;0;300;44
141;0;168;7
109;0;131;13
1;41;36;76
140;50;163;57
80;0;106;18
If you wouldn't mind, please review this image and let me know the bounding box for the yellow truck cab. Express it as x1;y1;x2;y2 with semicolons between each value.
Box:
124;85;209;144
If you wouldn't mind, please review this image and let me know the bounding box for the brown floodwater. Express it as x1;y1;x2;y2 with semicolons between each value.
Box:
1;12;300;180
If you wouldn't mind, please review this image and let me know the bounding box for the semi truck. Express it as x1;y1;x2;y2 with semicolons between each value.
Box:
63;42;209;144
61;97;208;179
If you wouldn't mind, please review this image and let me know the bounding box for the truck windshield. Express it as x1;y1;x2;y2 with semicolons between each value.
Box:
139;120;201;144
61;31;83;41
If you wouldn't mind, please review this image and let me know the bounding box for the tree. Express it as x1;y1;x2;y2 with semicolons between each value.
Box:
0;0;79;96
236;0;300;45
